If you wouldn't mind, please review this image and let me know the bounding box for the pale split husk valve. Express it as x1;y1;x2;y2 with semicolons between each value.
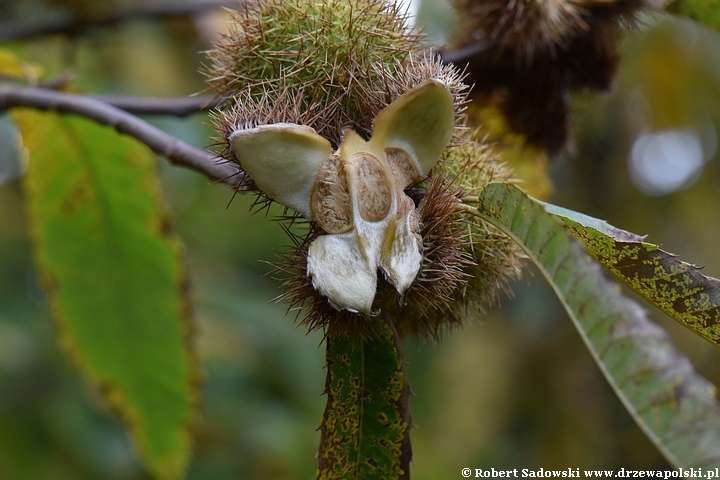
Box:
229;80;455;315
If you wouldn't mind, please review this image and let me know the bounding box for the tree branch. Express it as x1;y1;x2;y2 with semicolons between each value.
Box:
440;39;493;66
88;94;221;116
0;0;242;42
0;85;247;187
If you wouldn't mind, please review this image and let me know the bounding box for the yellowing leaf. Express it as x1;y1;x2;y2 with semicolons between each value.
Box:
0;49;41;82
467;102;553;200
545;203;720;347
14;109;197;480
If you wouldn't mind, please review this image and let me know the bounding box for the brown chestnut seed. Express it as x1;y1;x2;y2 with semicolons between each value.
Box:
349;152;393;223
310;154;354;234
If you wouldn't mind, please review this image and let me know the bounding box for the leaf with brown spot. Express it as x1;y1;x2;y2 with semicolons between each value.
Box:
317;318;411;479
469;183;720;467
544;202;720;347
14;109;198;480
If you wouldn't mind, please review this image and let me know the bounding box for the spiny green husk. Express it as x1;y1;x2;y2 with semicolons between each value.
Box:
270;136;525;341
208;55;468;179
269;175;474;340
206;0;525;339
206;0;437;147
432;137;526;328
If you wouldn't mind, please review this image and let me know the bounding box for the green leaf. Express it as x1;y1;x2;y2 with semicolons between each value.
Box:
317;319;411;479
667;0;720;30
471;183;720;468
14;110;197;480
544;202;720;348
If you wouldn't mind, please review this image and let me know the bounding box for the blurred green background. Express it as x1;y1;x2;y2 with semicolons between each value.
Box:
2;0;720;478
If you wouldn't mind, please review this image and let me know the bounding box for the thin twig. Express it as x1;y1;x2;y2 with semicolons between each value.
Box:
0;85;246;187
29;71;221;115
440;40;493;66
0;0;241;42
87;94;221;117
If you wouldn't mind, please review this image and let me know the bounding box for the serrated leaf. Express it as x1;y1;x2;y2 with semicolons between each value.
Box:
544;202;720;348
317;320;411;479
14;109;197;480
471;183;720;467
667;0;720;30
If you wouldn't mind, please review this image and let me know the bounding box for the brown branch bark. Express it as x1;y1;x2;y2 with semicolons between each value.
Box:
0;85;246;187
439;39;493;66
0;0;241;42
87;94;221;117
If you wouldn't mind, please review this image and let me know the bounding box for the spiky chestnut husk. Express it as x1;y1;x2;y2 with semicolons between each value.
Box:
270;175;473;341
204;0;432;148
451;0;584;62
269;134;526;341
433;136;526;318
451;0;663;61
205;0;527;339
207;81;319;193
209;52;469;174
205;0;468;200
448;0;665;153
